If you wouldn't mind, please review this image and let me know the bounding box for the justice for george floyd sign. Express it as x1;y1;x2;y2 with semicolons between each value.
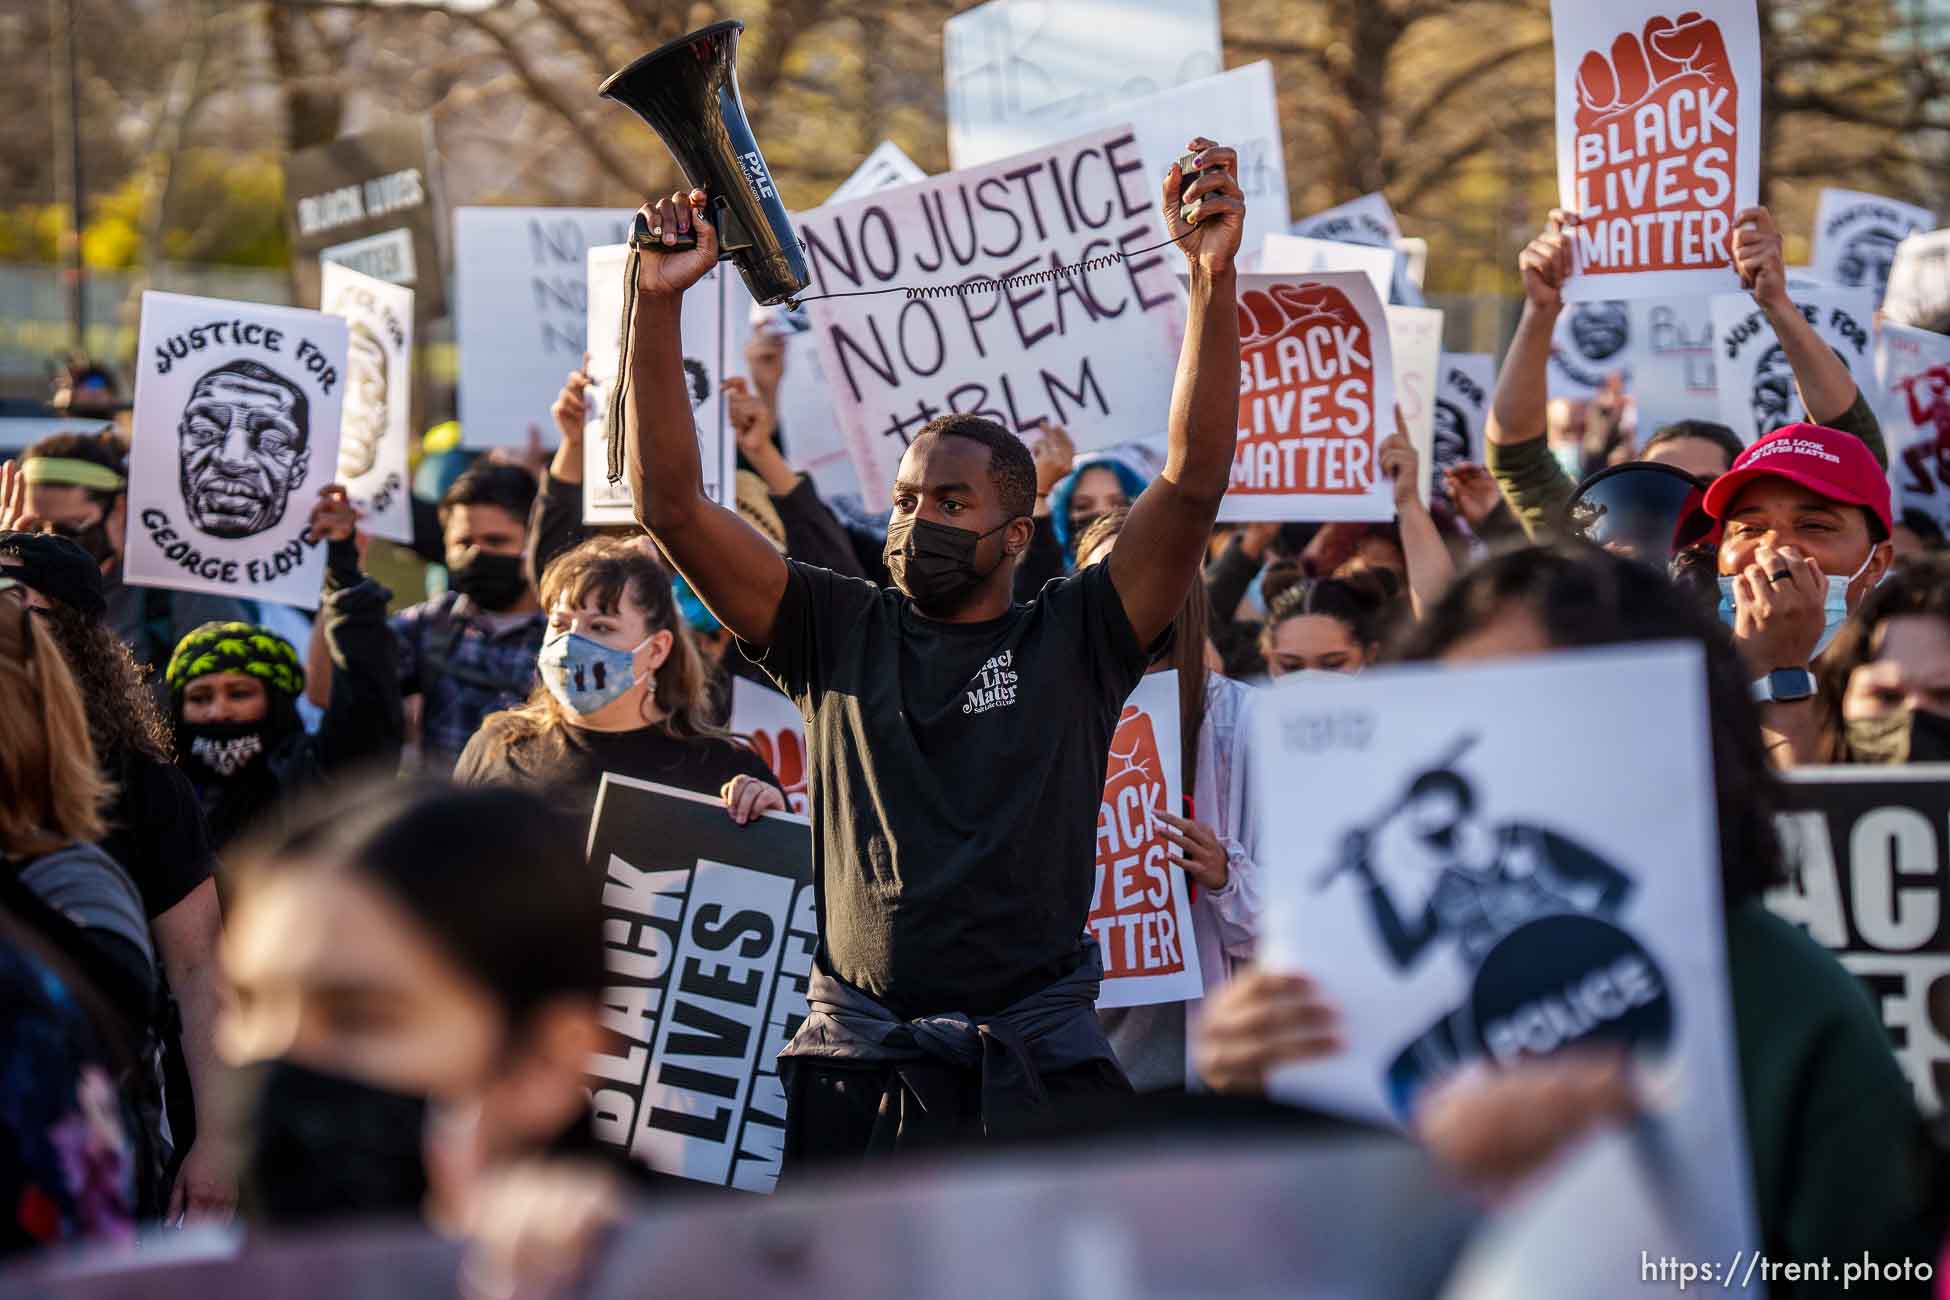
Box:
1875;321;1950;536
1811;189;1935;306
284;120;445;318
1219;271;1396;523
584;776;815;1194
320;264;414;545
126;293;345;611
1709;286;1876;444
1770;768;1950;1115
1253;643;1759;1256
1091;671;1202;1009
799;123;1186;497
1550;2;1761;301
1435;353;1495;470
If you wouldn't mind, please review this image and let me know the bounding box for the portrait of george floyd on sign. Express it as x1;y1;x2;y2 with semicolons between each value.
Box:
583;776;815;1195
1709;285;1876;443
125;292;346;611
1769;768;1950;1117
319;263;414;545
1219;270;1397;523
283;119;446;319
1550;1;1762;302
1810;188;1936;306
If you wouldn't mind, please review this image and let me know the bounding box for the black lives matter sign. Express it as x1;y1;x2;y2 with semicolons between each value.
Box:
1770;768;1950;1114
584;776;815;1193
284;120;446;318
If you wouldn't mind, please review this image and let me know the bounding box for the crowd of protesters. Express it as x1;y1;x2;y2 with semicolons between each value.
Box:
0;131;1947;1298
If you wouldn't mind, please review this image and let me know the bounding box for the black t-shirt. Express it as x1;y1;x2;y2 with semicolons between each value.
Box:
741;558;1149;1019
99;749;218;919
455;715;780;826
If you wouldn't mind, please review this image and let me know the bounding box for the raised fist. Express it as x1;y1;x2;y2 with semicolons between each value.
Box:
1237;282;1367;354
1574;13;1735;134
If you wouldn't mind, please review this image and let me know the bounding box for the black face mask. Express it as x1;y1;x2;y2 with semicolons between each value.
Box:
179;719;270;782
53;518;115;567
239;1058;430;1227
883;516;1011;615
449;550;529;612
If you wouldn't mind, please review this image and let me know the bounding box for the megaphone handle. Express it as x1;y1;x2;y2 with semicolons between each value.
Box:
631;209;697;255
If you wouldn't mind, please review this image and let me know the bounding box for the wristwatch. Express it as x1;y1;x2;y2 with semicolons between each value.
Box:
1752;667;1817;703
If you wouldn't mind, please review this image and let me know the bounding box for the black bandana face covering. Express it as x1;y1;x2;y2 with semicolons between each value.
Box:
180;720;269;780
883;516;1010;614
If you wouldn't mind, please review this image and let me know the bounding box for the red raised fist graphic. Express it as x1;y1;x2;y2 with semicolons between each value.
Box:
1238;282;1367;352
1574;13;1735;134
1234;281;1378;499
750;726;808;813
1090;706;1184;980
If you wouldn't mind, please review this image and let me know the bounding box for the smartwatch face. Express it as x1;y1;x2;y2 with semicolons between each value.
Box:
1767;668;1815;701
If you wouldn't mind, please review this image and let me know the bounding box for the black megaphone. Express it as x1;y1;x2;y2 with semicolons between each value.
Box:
599;20;811;307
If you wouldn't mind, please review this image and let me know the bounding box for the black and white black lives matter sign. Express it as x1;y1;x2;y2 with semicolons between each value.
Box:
126;293;345;611
284;120;445;318
1770;767;1950;1115
584;776;814;1194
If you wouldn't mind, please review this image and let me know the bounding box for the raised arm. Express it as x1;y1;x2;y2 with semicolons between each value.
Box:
1108;138;1243;648
1377;413;1455;618
1485;211;1579;539
623;190;789;647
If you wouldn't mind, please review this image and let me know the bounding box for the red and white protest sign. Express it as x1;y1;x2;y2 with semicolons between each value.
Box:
1219;271;1396;523
1551;2;1760;301
1875;321;1950;538
729;677;808;816
1090;671;1202;1009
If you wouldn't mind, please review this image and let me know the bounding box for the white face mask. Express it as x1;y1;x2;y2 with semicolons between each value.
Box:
1717;549;1878;662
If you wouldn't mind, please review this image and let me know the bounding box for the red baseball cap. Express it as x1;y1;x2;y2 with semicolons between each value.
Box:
1702;423;1892;534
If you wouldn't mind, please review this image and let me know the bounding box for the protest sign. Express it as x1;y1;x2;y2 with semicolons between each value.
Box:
1885;229;1950;330
284;120;445;318
1811;189;1935;304
1090;671;1201;1009
799;124;1186;496
584;776;814;1194
319;264;413;544
1550;2;1761;301
1294;193;1423;306
1547;299;1632;399
1387;306;1444;507
1435;353;1495;471
730;678;809;817
1219;271;1396;524
827;140;928;205
1710;286;1876;443
1629;296;1717;435
1253;642;1758;1255
455;207;632;447
1874;321;1950;535
1770;767;1950;1114
125;293;345;611
1260;234;1396;307
944;0;1220;166
581;247;743;524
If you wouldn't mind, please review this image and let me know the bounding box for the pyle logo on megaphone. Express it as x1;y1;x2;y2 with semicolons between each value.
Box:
740;151;776;201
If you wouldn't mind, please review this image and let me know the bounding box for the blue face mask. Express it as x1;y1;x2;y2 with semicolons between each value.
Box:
538;629;654;717
1717;550;1877;662
671;574;721;636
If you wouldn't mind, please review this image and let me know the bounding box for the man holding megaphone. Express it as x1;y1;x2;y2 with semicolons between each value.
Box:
619;139;1244;1172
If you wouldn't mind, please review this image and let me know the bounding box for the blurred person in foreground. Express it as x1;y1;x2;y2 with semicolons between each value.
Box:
1193;546;1935;1293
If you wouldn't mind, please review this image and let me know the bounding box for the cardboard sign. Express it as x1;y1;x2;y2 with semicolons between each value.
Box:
319;264;413;544
944;0;1221;167
284;120;445;318
1259;234;1396;308
1387;306;1445;507
1293;193;1423;306
126;293;345;611
1710;286;1877;443
1435;353;1495;469
799;124;1186;498
1551;2;1761;301
455;207;632;447
584;776;814;1194
1770;767;1950;1114
581;247;744;524
1811;189;1935;305
1090;671;1201;1008
1220;271;1397;523
827;140;928;205
1253;642;1758;1255
1547;299;1633;399
1629;296;1718;434
1884;229;1950;330
730;677;808;817
1874;321;1950;537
